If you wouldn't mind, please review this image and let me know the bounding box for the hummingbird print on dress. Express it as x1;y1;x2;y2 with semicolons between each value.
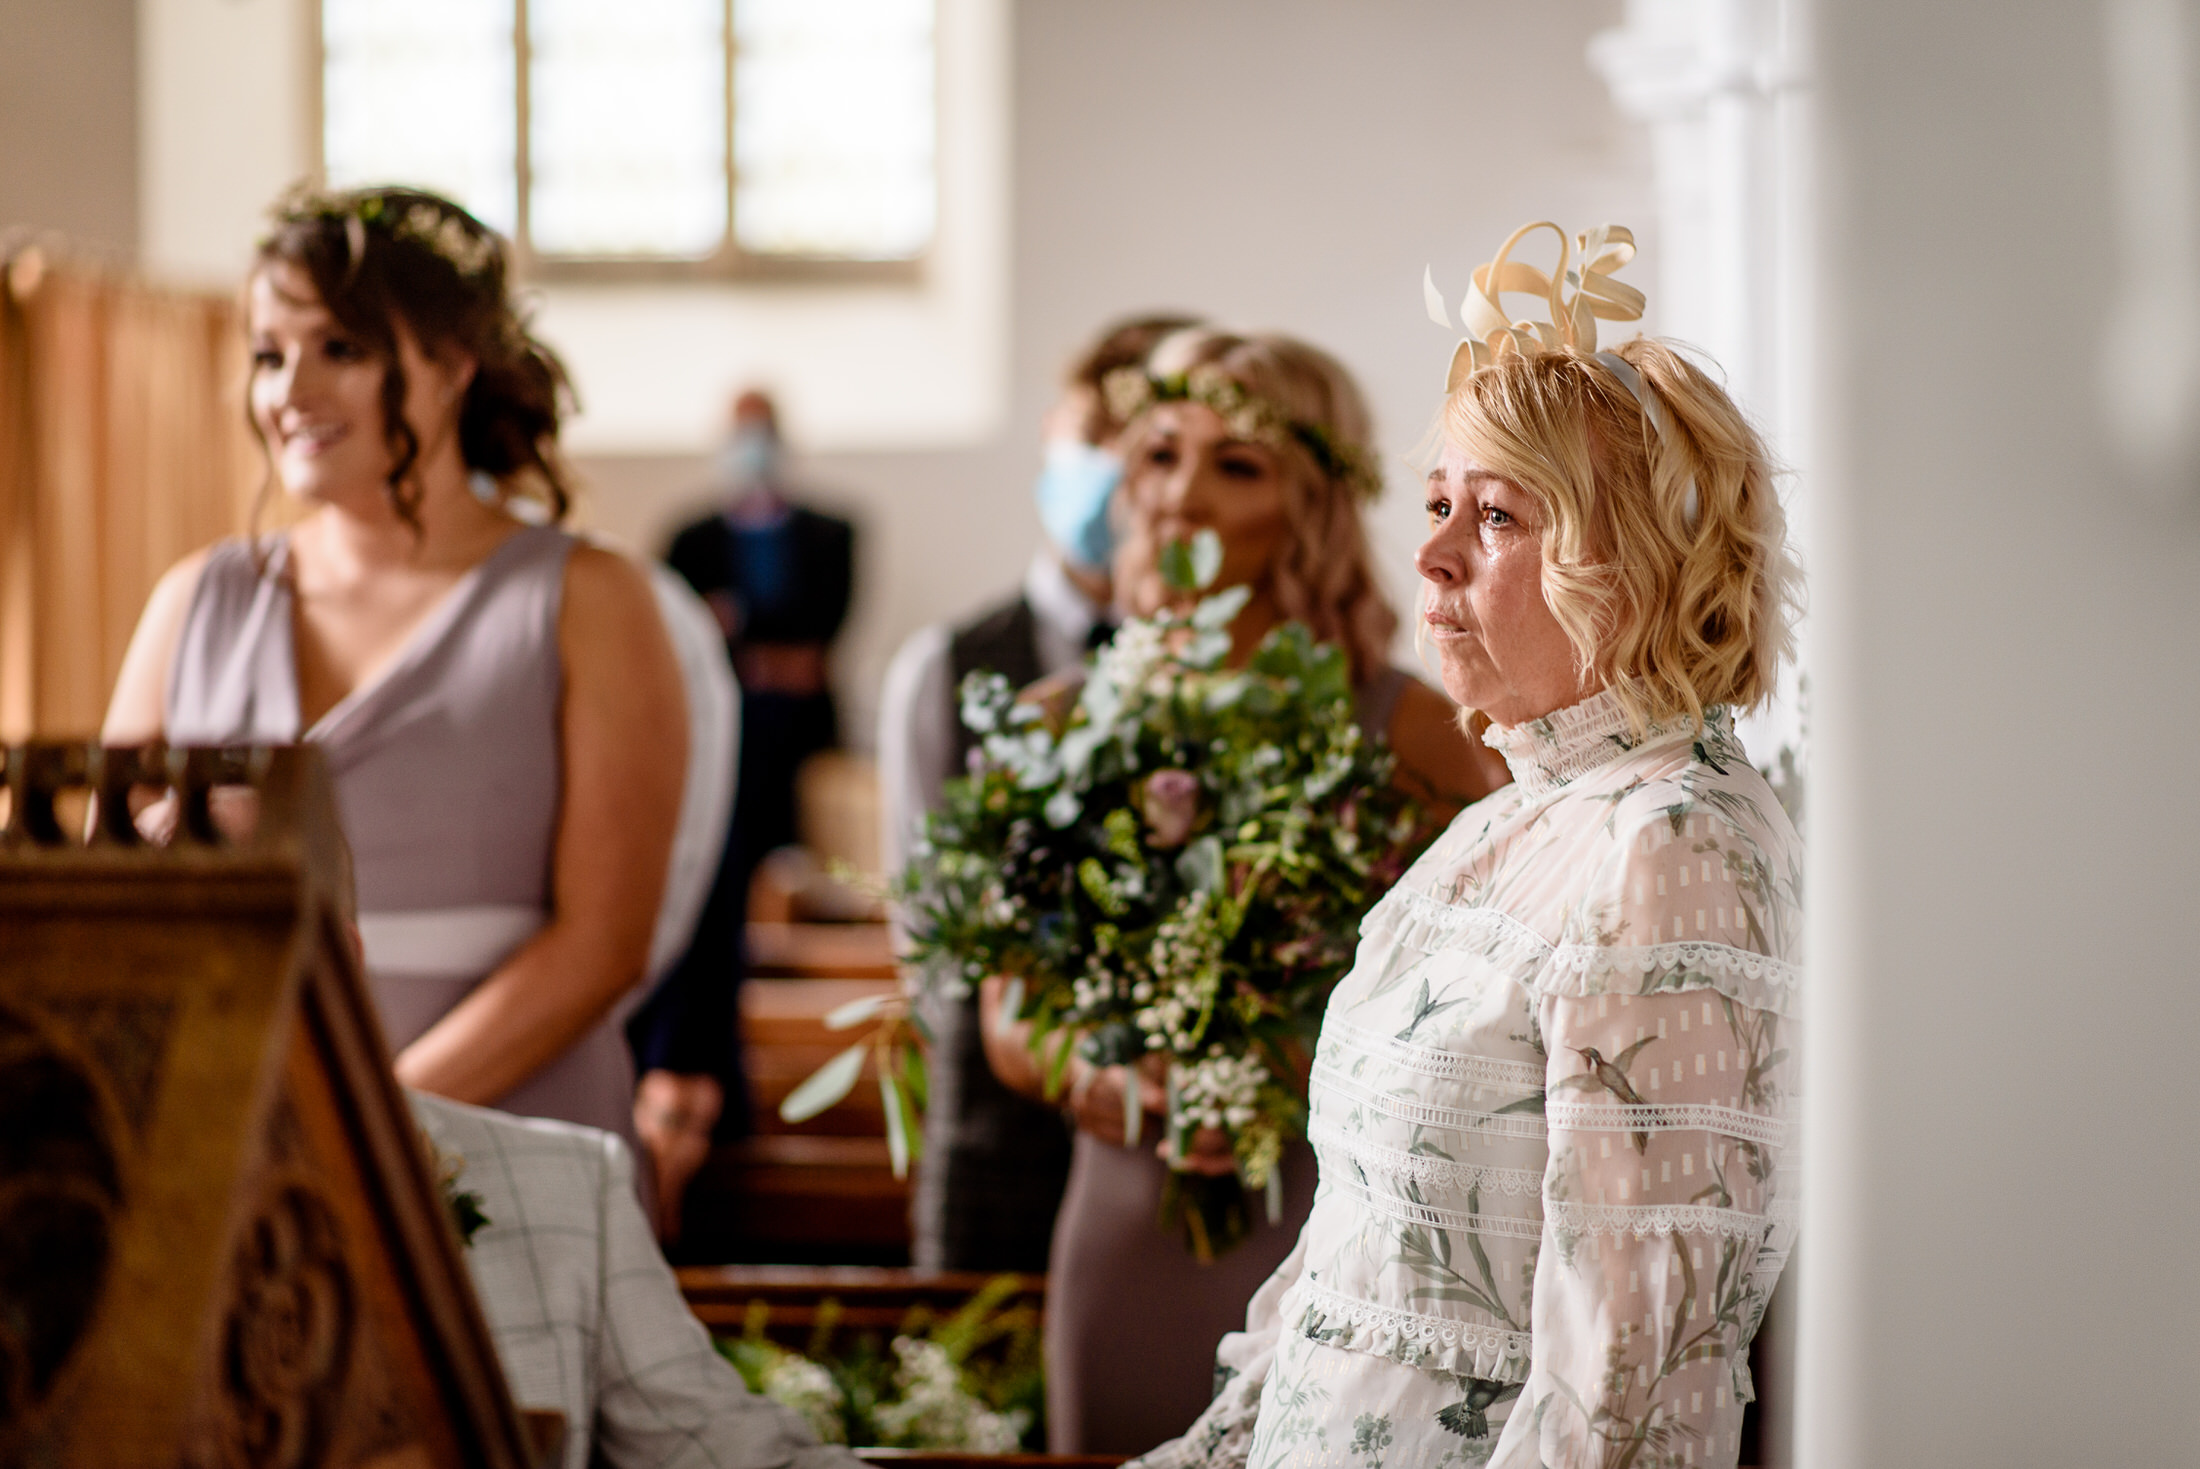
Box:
1551;1033;1657;1153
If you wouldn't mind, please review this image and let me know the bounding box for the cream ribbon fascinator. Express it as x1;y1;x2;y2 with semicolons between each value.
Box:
1424;220;1697;527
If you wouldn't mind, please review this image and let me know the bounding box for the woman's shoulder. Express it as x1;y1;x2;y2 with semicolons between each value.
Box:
1550;725;1804;974
1588;718;1798;858
556;537;686;695
550;532;657;610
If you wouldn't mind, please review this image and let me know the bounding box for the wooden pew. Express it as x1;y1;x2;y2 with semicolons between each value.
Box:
678;1264;1042;1343
679;975;911;1264
0;743;550;1468
855;1456;1122;1467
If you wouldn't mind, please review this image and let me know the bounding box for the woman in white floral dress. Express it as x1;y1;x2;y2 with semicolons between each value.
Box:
1133;223;1804;1469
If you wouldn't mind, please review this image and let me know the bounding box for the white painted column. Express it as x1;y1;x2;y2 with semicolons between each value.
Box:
1591;0;1814;772
1804;1;2199;1465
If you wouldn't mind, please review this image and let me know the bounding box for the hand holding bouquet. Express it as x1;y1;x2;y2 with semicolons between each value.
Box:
787;538;1440;1258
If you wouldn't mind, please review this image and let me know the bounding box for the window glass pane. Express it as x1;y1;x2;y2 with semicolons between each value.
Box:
323;0;518;236
529;0;728;258
734;0;937;260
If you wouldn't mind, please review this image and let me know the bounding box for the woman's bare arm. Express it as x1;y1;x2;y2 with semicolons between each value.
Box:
102;549;212;743
394;544;688;1101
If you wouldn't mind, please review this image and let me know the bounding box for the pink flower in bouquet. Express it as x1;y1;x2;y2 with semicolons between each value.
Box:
1139;769;1202;848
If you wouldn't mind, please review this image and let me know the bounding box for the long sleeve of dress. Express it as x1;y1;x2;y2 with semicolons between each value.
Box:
1494;811;1799;1469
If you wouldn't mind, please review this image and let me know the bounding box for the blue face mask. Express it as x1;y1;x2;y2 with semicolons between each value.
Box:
717;427;779;488
1034;438;1122;571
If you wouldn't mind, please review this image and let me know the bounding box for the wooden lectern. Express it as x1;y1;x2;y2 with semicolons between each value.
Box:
0;744;552;1468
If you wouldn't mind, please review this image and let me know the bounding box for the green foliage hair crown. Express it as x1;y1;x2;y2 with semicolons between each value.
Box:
1101;362;1384;502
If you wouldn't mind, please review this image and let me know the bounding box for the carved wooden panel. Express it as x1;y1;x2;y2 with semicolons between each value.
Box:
0;744;546;1469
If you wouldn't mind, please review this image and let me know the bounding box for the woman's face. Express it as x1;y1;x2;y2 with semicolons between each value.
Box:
1415;438;1597;726
1119;400;1290;601
247;261;470;506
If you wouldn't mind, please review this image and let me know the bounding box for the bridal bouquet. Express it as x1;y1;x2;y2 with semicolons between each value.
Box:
786;538;1434;1255
802;538;1428;1264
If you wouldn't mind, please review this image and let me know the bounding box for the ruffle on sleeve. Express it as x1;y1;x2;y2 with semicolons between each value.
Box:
1284;1278;1534;1383
1532;939;1800;1018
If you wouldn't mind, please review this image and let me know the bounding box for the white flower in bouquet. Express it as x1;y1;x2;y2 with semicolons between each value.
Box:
758;1354;847;1443
1177;1047;1271;1133
868;1337;1029;1454
787;531;1445;1260
1092;617;1168;697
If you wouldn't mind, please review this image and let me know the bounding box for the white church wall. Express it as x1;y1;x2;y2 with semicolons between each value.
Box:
0;0;139;257
1801;1;2199;1464
581;0;1654;748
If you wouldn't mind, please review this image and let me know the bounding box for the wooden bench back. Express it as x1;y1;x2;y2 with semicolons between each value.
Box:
0;743;547;1468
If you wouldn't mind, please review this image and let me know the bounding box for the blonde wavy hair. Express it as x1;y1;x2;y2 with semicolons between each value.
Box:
1115;329;1397;684
1441;336;1801;732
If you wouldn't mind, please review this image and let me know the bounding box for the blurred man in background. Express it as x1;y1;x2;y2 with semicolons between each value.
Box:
631;389;856;1239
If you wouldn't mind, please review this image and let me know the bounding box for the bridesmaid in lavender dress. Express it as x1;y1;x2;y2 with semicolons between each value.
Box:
103;188;687;1164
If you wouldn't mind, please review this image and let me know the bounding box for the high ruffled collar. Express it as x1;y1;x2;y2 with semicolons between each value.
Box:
1482;688;1727;800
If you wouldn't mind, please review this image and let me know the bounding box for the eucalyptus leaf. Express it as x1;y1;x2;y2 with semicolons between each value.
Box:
1203;673;1250;712
1183;630;1231;667
779;1042;866;1124
1191;582;1253;631
1175;835;1225;895
823;992;891;1031
1122;1066;1142;1147
1189;527;1224;587
1159;538;1198;592
1044;1028;1075;1099
902;1041;930;1113
881;1067;912;1178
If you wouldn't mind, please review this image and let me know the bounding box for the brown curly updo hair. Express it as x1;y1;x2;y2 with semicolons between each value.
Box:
251;185;575;529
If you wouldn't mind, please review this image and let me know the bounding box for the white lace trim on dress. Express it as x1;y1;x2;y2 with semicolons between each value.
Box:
1318;1018;1546;1092
1544;1196;1798;1243
1544;1098;1792;1149
1308;1115;1545;1198
1537;939;1801;1018
1288;1278;1534;1382
1312;1061;1549;1141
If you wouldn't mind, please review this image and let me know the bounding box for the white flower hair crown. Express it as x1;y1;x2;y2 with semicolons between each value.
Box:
1424;220;1698;528
285;188;501;283
1100;362;1384;502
